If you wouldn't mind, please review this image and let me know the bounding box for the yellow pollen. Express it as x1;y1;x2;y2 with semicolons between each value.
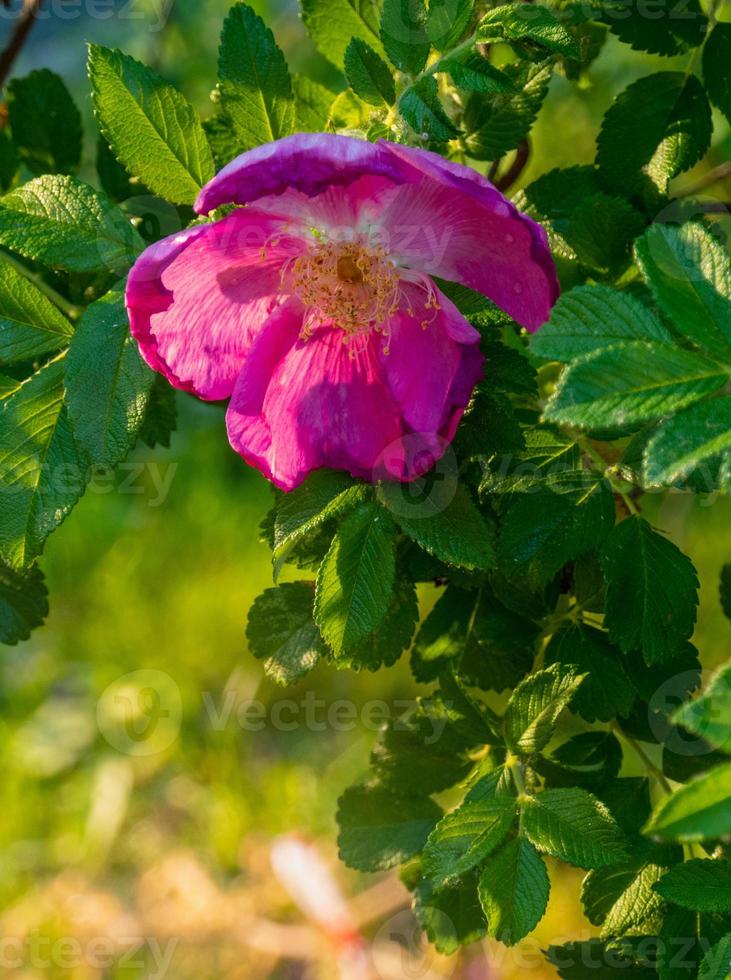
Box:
287;239;401;348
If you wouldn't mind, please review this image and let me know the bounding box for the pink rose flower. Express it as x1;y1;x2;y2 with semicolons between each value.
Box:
126;134;558;491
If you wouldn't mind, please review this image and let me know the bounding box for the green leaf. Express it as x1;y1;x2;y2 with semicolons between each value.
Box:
600;517;699;665
564;193;645;274
673;663;731;755
301;0;384;69
635;222;731;356
379;481;494;571
380;0;430;73
596;72;713;192
64;290;153;468
703;23;731;124
138;376;176;449
644;397;731;487
582;841;680;938
293;76;334;131
547;940;658;979
497;482;615;586
0;359;88;569
272;471;368;574
699;934;731;980
538;732;623;791
645;761;731;841
477;3;579;57
655;860;731;914
0;560;48;645
441;52;515;94
340;574;418;671
314;502;397;656
7;69;82;176
530;285;671;363
463;60;551;159
337;783;441;871
481;426;580;495
544;625;635;724
410;584;475;680
399;76;459;141
423;793;516;888
88;45;214;206
0;258;73;365
246;581;326;685
0;374;21;400
602;0;707;56
523;788;628;869
478;837;550;945
504;664;585;755
344;38;396;105
543;342;728;431
0;175;144;274
217;3;294;152
458;588;539;693
0;131;18;193
427;0;474;49
414;875;486;955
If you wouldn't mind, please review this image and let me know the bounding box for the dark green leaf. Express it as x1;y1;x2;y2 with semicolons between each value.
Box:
564;193;645;274
635;222;731;356
504;664;585;755
427;0;474;49
538;732;623;790
344;38;396;105
477;3;580;57
339;574;418;671
0;359;88;569
544;342;727;431
544;625;635;724
602;0;707;56
7;69;82;175
314;502;397;656
423;792;516;887
721;566;731;621
596;72;713;192
463;60;551;159
600;516;699;665
703;23;731;123
301;0;384;69
530;285;671;363
400;76;459;141
293;75;334;131
0;560;48;645
441;53;515;94
522;787;628;869
655;860;731;914
411;585;475;681
644;397;731;487
0;131;18;193
88;45;214;206
217;3;294;151
459;588;538;693
246;581;326;685
414;875;486;954
138;376;176;449
0;175;144;274
337;783;441;871
698;934;731;980
379;481;494;571
0;258;73;365
547;940;658;979
380;0;430;73
65;290;154;468
478;837;550;945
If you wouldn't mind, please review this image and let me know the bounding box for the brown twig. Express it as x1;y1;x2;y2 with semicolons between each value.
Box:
676;161;731;198
0;0;45;91
493;138;531;192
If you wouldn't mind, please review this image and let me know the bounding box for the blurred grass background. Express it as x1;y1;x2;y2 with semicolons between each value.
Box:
0;0;730;976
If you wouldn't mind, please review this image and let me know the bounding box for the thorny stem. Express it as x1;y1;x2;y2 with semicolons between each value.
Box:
0;248;82;320
0;0;45;91
493;139;531;192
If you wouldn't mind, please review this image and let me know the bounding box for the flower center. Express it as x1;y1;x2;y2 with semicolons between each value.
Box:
288;239;401;347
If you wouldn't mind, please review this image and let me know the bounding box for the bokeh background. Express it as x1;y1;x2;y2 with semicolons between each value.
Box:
1;1;730;976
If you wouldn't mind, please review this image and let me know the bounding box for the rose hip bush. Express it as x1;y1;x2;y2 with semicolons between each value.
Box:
1;0;731;974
